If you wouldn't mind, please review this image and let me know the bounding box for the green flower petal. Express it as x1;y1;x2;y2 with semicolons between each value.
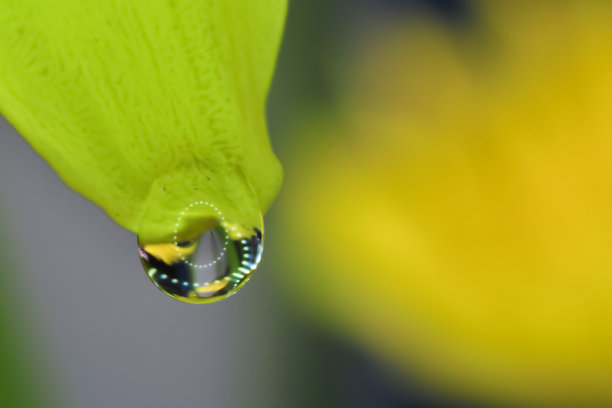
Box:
0;0;286;242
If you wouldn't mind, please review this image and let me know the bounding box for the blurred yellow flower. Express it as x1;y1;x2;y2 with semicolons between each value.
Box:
276;2;612;406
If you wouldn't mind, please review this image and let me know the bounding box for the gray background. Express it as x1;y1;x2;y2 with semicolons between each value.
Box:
0;117;290;407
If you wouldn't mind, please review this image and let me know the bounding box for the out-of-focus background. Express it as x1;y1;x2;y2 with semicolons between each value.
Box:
3;0;612;407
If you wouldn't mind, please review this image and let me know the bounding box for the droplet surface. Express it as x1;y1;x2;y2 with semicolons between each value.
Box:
138;217;263;304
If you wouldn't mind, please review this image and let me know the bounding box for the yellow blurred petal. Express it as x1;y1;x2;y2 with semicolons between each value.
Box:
278;3;612;406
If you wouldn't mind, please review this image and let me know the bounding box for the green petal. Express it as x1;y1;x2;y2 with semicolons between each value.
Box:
0;0;286;241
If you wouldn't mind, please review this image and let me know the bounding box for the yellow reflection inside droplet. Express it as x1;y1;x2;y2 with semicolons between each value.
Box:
142;242;197;265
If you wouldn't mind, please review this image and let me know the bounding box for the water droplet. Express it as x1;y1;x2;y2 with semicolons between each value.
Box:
138;219;263;304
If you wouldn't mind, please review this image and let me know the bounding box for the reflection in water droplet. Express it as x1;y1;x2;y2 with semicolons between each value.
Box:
137;206;263;304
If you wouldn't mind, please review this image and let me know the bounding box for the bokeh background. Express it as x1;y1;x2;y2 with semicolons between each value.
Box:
2;0;612;407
